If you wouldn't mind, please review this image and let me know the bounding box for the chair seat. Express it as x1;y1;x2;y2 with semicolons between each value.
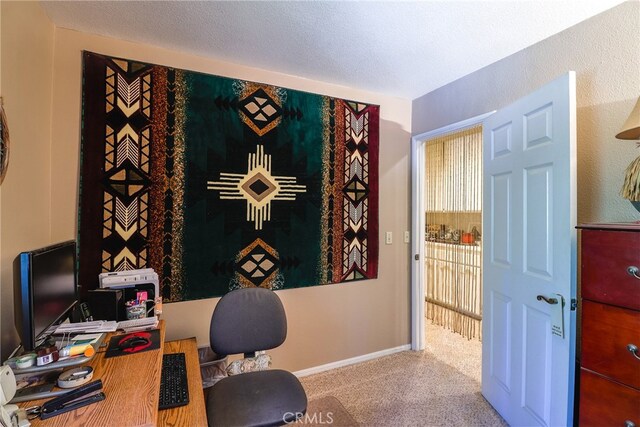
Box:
207;369;307;427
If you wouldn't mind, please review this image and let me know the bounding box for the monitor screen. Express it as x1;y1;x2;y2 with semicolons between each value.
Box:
32;243;77;339
14;240;78;351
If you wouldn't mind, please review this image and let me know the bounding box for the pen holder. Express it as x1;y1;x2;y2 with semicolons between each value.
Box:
125;301;147;320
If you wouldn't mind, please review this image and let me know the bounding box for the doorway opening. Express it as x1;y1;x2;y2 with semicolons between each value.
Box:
410;111;493;373
423;124;483;380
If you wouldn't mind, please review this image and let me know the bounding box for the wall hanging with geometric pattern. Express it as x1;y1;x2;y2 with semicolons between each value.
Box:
77;51;379;302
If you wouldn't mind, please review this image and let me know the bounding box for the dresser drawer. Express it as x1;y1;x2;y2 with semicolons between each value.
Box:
581;300;640;389
581;229;640;311
579;369;640;427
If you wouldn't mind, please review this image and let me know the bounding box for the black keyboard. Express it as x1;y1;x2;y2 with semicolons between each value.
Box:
159;352;190;410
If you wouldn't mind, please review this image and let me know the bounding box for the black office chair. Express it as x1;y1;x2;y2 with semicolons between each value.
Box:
206;287;307;427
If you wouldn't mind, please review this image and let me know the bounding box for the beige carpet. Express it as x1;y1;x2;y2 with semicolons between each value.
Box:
298;395;359;426
424;320;483;383
300;322;506;426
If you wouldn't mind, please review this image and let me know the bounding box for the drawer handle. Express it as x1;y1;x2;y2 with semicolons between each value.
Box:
625;421;635;427
536;295;558;305
628;266;640;280
628;344;640;361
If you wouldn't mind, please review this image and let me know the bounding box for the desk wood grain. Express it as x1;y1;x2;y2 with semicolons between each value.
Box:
159;338;207;427
24;321;165;427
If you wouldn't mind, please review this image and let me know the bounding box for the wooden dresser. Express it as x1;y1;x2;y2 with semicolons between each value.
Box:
578;223;640;427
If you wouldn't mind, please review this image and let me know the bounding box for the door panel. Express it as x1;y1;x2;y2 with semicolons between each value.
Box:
524;164;553;279
489;290;512;393
522;304;552;425
524;103;553;149
482;72;576;427
492;122;513;158
491;172;512;266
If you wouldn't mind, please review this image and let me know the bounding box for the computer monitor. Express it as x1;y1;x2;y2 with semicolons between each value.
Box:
13;240;78;352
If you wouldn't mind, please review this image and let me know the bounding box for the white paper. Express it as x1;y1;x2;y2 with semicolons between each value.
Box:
551;294;564;338
71;333;103;344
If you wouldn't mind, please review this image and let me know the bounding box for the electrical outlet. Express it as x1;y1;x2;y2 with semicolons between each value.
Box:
385;232;393;245
404;231;410;243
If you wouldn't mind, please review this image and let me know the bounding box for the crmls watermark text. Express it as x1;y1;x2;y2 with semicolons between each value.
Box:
284;411;335;424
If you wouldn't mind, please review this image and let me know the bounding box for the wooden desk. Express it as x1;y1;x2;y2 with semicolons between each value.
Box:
159;338;207;427
21;321;207;426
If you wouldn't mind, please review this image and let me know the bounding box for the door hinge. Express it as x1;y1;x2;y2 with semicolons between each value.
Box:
570;298;577;311
414;254;419;261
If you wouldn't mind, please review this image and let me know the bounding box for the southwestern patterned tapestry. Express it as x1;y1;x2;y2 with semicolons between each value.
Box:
78;51;379;302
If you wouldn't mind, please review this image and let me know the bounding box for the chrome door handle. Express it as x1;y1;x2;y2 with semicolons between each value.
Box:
536;295;558;305
627;266;640;280
625;420;636;427
628;344;640;361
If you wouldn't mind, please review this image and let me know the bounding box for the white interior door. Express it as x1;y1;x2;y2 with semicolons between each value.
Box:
482;72;577;427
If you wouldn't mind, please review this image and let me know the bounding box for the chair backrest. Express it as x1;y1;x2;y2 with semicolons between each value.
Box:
209;287;287;356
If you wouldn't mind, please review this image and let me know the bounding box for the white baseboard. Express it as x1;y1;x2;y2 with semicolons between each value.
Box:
293;344;411;377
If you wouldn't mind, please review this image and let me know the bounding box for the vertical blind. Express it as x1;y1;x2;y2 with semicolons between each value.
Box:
425;126;481;212
425;125;483;340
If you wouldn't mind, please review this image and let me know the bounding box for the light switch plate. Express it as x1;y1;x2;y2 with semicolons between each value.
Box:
385;232;392;245
404;231;410;243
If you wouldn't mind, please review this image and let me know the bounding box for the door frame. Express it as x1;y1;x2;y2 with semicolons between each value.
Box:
410;111;495;350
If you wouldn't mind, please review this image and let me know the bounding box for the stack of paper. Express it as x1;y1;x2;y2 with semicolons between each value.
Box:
116;316;159;332
55;320;118;334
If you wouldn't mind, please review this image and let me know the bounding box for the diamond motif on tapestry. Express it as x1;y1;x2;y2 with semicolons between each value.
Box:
241;171;277;202
106;168;149;198
207;145;306;230
249;179;269;195
347;102;368;114
344;176;369;205
240;88;282;132
236;239;280;287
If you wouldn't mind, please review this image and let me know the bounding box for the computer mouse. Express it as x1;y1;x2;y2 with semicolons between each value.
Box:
118;333;151;353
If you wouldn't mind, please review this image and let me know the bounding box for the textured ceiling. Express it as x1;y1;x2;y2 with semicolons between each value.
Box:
40;0;626;99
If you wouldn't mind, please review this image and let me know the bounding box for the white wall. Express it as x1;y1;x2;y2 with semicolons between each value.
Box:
412;1;640;223
0;1;55;360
